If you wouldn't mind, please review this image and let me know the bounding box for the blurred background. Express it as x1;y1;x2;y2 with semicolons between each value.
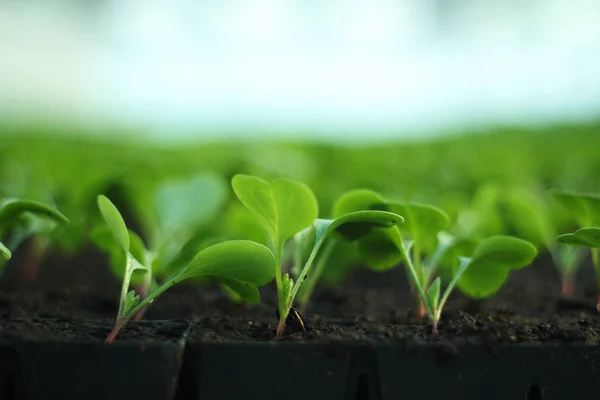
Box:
1;0;600;142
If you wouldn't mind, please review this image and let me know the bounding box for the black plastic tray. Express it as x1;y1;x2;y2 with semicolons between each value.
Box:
2;337;599;399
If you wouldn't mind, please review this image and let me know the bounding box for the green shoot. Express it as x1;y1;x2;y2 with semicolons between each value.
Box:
231;175;403;337
552;190;600;301
0;198;69;273
96;195;275;342
557;227;600;310
407;236;537;333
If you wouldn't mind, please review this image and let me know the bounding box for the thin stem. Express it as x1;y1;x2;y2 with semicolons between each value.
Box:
133;251;154;321
288;239;325;310
274;241;284;314
593;248;600;310
401;243;433;319
422;235;454;288
24;236;48;281
298;239;336;313
116;254;133;319
106;273;184;342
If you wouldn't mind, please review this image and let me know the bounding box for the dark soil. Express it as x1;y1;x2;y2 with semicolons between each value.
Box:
1;238;600;344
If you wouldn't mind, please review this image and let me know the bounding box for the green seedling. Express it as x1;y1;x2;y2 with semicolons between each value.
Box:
96;195;275;342
551;190;600;299
462;185;586;297
332;190;537;332
331;189;452;317
408;235;537;333
231;175;403;337
0;198;69;272
92;174;228;319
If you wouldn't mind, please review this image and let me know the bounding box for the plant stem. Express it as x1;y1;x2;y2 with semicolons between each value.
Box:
24;236;48;281
593;248;600;311
401;243;433;319
116;254;133;320
133;253;153;321
298;239;336;314
274;241;285;335
106;318;127;343
106;274;183;342
133;284;148;321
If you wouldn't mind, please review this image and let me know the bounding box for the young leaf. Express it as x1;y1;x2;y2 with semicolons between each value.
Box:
154;174;227;238
550;190;600;227
557;228;600;249
455;236;538;298
219;277;261;304
179;240;275;289
232;175;318;246
331;189;384;218
97;195;130;253
290;210;402;298
0;240;11;259
358;227;404;271
122;290;141;315
381;202;449;253
0;198;69;227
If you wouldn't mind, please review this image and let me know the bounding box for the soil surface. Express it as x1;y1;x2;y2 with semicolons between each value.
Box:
1;238;600;344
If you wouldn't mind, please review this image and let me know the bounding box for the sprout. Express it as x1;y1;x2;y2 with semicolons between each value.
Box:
0;198;69;272
231;175;403;337
96;195;275;342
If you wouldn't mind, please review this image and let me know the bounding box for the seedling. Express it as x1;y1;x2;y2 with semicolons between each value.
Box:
92;174;228;318
558;228;600;309
552;190;600;300
0;198;69;271
462;185;587;297
331;189;537;332
231;175;403;337
405;234;537;333
330;189;453;317
96;195;275;342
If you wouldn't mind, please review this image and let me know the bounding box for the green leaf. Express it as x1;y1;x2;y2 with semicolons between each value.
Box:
557;228;600;249
179;240;276;291
331;189;384;218
358;227;404;271
155;173;227;237
426;277;441;311
0;240;11;259
379;202;449;254
503;188;553;247
128;230;148;265
122;290;141;315
289;210;403;303
90;226;146;285
550;190;600;227
232;175;318;247
313;210;402;254
281;273;294;306
0;198;69;228
220;278;261;304
97;195;130;253
456;236;538;298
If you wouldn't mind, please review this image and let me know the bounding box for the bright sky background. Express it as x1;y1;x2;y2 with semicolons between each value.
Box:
1;0;600;142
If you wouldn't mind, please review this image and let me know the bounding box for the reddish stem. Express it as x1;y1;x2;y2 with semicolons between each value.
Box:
24;238;46;282
276;320;286;338
132;285;148;321
106;319;127;343
432;321;439;335
596;294;600;313
561;274;574;297
417;298;427;319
